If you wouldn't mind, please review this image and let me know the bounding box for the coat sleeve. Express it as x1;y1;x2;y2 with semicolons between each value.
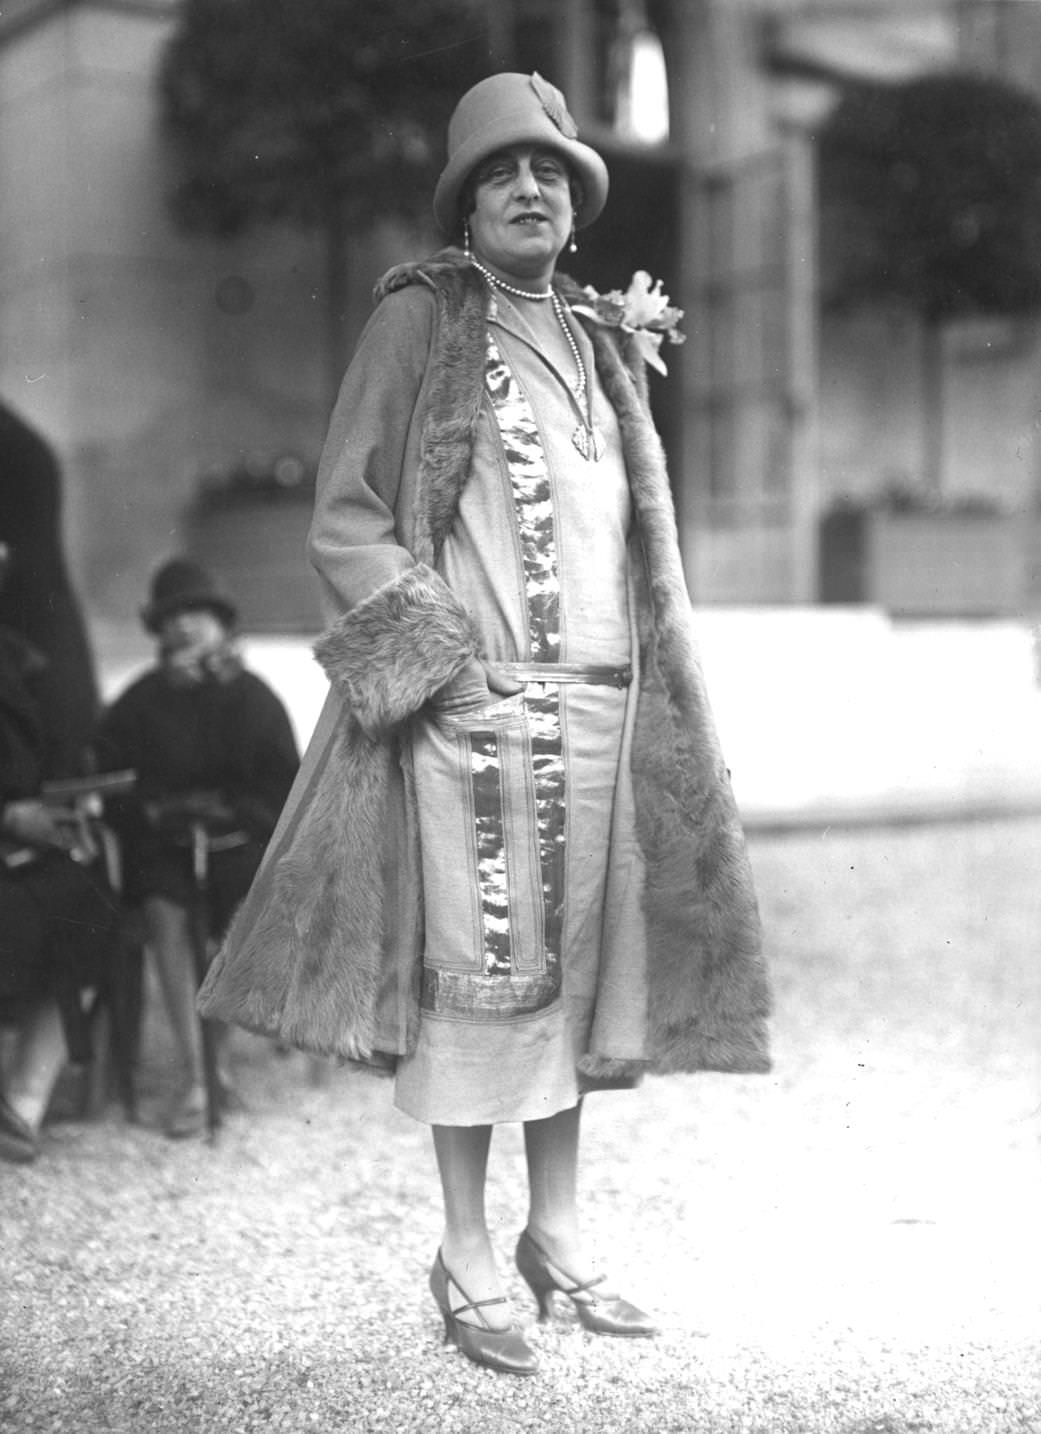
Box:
307;285;480;737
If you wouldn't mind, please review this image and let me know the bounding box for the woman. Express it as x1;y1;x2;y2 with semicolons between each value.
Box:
200;72;769;1375
0;401;99;774
0;545;117;1164
97;558;299;1136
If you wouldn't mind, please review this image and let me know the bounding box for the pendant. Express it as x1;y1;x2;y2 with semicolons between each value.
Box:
572;423;605;462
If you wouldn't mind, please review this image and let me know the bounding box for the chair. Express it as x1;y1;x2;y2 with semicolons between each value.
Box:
40;771;144;1122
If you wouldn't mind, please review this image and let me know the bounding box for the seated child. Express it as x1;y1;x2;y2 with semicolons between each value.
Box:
97;558;299;1136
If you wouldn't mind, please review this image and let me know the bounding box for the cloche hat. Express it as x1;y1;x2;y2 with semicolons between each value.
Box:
433;71;609;237
141;557;238;634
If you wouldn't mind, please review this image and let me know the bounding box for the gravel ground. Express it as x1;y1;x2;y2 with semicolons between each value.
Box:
2;818;1040;1434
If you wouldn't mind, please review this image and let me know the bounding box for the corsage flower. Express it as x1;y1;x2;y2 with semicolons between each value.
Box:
571;271;686;375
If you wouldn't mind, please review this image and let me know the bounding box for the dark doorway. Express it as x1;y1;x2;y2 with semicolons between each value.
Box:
575;144;682;475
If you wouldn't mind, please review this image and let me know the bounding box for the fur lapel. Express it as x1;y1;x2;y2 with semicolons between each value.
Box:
575;310;769;1075
377;254;488;566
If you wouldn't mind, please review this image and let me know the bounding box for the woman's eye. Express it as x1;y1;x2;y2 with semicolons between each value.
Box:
534;161;566;183
481;163;514;184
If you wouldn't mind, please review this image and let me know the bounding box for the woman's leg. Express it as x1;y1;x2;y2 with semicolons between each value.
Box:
523;1103;583;1250
522;1101;615;1296
521;1102;658;1335
143;895;201;1079
432;1123;513;1330
144;895;234;1132
142;895;203;1099
4;997;68;1133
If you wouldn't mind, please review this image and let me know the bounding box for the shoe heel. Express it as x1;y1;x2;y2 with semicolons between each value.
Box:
517;1269;554;1321
429;1249;538;1376
514;1228;658;1338
515;1232;556;1321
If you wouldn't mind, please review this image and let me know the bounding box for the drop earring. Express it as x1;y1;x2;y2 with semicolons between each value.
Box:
568;224;577;254
463;220;472;258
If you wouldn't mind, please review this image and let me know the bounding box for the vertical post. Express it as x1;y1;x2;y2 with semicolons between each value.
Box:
664;0;774;600
189;821;222;1143
560;0;598;125
782;121;821;603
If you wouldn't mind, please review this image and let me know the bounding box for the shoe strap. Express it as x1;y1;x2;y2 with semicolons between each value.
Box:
440;1258;510;1327
557;1271;607;1299
450;1288;509;1328
451;1291;508;1318
528;1236;608;1299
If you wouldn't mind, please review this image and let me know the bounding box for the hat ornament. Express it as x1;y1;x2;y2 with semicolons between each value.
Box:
530;72;578;139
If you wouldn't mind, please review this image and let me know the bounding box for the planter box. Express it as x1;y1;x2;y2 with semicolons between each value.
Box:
820;510;1031;617
182;497;322;633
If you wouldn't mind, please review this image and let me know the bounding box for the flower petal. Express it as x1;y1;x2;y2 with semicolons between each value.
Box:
631;329;668;375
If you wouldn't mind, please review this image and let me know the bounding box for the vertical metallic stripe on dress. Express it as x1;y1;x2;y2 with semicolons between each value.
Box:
527;689;564;966
471;730;512;975
484;338;560;662
484;332;565;979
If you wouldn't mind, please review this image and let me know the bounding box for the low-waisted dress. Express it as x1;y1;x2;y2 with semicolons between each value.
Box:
394;290;650;1126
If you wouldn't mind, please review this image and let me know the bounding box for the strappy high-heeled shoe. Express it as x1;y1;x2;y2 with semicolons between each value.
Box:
515;1228;659;1338
428;1250;539;1376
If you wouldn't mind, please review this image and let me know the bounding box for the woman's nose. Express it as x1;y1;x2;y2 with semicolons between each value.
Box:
513;161;540;199
169;614;195;639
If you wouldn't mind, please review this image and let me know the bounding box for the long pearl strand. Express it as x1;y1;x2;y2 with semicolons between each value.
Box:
550;292;587;402
469;256;587;401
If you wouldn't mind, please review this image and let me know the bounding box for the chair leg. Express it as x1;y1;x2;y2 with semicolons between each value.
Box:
79;999;112;1120
106;925;144;1123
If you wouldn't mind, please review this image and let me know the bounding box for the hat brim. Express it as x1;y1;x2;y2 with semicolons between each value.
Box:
433;107;609;237
141;595;238;635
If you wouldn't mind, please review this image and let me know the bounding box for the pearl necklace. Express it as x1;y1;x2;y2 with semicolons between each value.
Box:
471;256;602;460
469;255;553;301
470;257;588;402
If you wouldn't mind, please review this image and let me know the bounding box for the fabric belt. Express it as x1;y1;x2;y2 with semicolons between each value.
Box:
498;661;632;689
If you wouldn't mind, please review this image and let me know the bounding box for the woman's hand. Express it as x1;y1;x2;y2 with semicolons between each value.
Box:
429;657;524;715
480;660;525;697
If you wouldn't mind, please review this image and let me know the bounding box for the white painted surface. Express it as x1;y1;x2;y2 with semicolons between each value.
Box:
93;607;1041;826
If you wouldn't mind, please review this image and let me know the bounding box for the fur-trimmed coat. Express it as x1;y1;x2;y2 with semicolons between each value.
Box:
199;250;770;1077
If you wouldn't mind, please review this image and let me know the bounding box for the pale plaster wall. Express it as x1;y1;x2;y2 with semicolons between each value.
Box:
820;309;1041;512
0;6;338;619
5;0;1040;617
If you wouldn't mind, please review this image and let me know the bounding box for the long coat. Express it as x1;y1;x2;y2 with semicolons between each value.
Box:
199;250;770;1079
0;401;99;774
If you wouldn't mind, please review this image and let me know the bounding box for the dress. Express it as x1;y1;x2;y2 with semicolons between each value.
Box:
395;293;647;1124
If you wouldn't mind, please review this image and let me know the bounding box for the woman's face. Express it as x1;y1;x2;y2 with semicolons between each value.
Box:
468;144;574;286
159;606;226;654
